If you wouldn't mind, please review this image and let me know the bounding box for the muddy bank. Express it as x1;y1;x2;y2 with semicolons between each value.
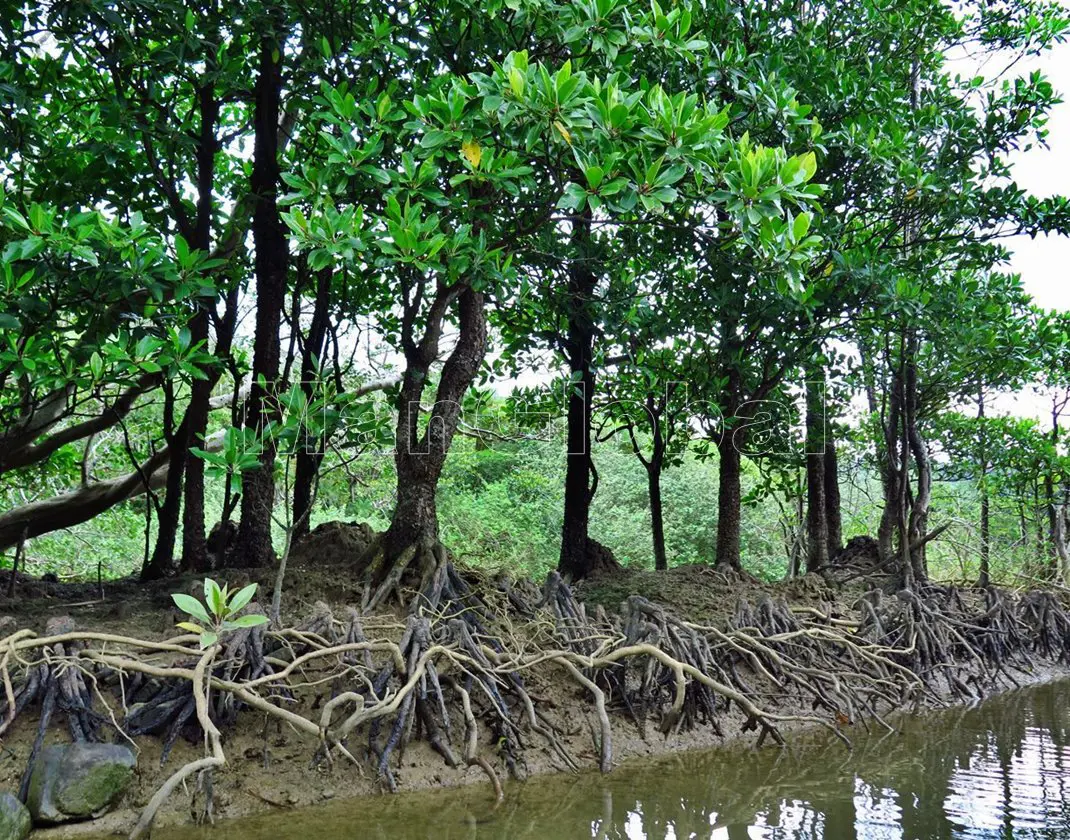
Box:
0;525;1068;838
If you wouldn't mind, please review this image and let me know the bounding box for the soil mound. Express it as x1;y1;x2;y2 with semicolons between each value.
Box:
290;520;377;569
824;535;895;588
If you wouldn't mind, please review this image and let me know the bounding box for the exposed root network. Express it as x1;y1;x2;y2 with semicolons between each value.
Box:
0;561;1069;838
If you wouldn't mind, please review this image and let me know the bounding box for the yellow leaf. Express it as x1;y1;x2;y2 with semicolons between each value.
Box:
553;120;572;146
461;139;482;169
905;188;918;201
175;621;205;635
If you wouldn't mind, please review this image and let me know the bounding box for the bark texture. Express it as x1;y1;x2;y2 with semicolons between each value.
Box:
235;27;288;569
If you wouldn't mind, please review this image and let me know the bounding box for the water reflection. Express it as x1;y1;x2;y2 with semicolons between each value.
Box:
155;679;1070;840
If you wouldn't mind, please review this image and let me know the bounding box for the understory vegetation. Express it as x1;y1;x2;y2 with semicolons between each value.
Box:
5;434;1055;587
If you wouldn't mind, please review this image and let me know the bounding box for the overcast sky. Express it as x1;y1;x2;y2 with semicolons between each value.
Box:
1004;35;1070;312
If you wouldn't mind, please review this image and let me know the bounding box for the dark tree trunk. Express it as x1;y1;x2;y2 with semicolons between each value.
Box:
382;287;487;563
180;79;220;573
558;216;615;580
291;268;333;543
1046;402;1060;570
558;347;595;578
1045;473;1056;564
236;27;287;568
824;439;842;556
647;457;667;571
1035;480;1046;563
805;374;828;573
978;392;991;587
715;434;743;571
180;314;212;573
904;346;929;583
143;384;183;580
184;286;239;572
877;360;903;573
147;62;220;576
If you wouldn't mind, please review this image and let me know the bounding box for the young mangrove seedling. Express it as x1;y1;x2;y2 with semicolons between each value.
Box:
172;578;268;649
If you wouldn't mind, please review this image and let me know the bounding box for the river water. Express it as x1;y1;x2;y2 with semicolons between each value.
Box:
156;679;1070;839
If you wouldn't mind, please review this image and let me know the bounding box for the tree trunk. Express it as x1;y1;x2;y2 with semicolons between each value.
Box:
1056;501;1070;587
558;349;595;578
0;431;226;550
179;316;212;573
558;216;615;580
805;375;828;573
1035;480;1046;564
179;78;220;573
904;346;929;584
877;366;902;568
647;457;667;571
1046;401;1060;571
291;267;333;543
824;439;842;556
236;27;287;568
142;384;183;580
715;435;743;572
382;286;487;564
978;392;991;587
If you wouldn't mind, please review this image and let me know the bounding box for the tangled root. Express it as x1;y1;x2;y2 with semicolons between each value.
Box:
0;566;1068;838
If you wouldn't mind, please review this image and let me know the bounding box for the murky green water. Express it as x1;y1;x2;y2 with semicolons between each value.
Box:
157;680;1070;839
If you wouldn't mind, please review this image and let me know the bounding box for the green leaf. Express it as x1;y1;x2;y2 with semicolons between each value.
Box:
172;593;211;625
227;582;259;614
205;578;225;618
227;614;270;629
199;631;219;650
508;66;525;98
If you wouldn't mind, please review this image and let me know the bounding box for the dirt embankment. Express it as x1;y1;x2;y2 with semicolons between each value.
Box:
1;523;1068;838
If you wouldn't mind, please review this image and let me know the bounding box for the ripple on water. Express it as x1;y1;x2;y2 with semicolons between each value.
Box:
134;679;1070;840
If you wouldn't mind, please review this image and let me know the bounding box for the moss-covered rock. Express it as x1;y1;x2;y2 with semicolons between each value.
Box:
27;743;136;824
0;792;31;840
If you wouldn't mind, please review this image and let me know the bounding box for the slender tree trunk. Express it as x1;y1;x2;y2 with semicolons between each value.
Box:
180;77;221;573
148;70;221;576
1035;479;1046;564
1046;401;1060;571
715;434;743;572
904;344;929;583
978;392;991;587
824;439;842;556
143;384;183;580
805;374;829;573
1056;500;1070;587
236;25;287;568
180;321;211;572
558;216;616;580
557;323;596;578
877;367;902;567
647;457;667;571
291;268;333;543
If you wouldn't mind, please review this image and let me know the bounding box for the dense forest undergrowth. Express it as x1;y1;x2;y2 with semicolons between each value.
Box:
5;434;1061;588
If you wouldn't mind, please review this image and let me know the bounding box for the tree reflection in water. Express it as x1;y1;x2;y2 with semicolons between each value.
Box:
152;680;1070;840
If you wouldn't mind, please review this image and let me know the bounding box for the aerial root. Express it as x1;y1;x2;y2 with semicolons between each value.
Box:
0;573;1066;833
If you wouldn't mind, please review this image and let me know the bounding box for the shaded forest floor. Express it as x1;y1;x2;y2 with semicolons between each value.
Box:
1;523;1069;837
